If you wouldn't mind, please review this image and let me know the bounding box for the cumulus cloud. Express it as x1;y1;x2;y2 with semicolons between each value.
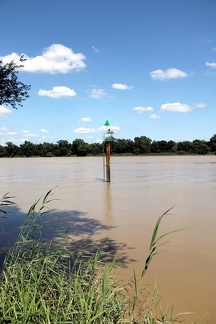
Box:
7;132;16;135
89;88;107;100
205;61;216;68
0;44;86;74
40;128;50;133
73;127;97;134
194;103;207;108
149;114;161;119
150;68;188;80
112;83;132;90
0;105;11;117
73;125;120;134
81;117;91;122
133;106;153;113
38;86;76;98
161;102;193;113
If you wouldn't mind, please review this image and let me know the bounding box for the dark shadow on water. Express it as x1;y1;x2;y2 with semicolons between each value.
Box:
65;237;136;268
0;204;136;270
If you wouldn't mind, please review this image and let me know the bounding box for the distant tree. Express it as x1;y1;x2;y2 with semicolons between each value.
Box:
5;142;20;157
77;143;89;156
167;140;177;153
151;141;160;153
0;56;31;109
57;140;72;156
126;139;135;153
72;139;85;155
0;145;5;157
19;141;36;157
40;142;57;157
134;136;151;154
89;143;102;155
192;139;209;155
209;134;216;153
177;141;193;154
113;138;134;154
111;139;127;154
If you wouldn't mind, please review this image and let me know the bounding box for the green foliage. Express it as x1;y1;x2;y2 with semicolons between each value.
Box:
0;56;31;109
0;191;125;323
0;191;194;323
0;193;15;219
134;136;152;154
127;207;193;323
1;134;216;157
209;134;216;153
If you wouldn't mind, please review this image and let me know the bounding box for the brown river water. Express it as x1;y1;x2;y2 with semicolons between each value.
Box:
1;156;216;323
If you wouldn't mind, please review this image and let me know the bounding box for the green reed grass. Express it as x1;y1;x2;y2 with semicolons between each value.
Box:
0;193;15;220
128;206;193;322
0;190;193;323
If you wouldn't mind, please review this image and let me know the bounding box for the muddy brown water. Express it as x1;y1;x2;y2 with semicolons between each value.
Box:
1;156;216;323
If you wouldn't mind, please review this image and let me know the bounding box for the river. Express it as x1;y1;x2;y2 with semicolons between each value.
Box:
1;156;216;323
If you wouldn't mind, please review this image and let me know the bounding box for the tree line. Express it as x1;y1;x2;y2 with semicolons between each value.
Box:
1;134;216;157
1;58;216;158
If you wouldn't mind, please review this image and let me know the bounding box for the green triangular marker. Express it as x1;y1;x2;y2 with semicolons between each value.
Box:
104;120;110;127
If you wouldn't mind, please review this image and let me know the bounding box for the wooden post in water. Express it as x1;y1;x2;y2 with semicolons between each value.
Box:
105;141;111;182
103;120;114;182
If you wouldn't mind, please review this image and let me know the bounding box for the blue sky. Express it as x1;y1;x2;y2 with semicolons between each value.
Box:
0;0;216;145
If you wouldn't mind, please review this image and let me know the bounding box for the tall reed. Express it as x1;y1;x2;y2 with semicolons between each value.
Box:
0;193;15;220
0;190;192;323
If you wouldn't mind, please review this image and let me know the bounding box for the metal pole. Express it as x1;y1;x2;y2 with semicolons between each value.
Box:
105;142;111;182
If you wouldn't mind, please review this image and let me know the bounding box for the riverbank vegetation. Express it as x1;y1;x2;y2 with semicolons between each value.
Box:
0;191;192;323
1;134;216;157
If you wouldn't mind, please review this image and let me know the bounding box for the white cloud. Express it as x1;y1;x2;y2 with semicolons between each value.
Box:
112;83;132;90
22;130;38;137
73;125;120;134
133;106;153;113
81;117;91;122
161;102;193;113
149;114;161;119
38;86;76;98
0;127;53;146
73;127;97;134
89;88;107;100
0;44;86;74
205;61;216;68
194;103;207;108
98;125;120;132
40;128;50;133
92;46;100;53
0;105;12;117
150;68;188;80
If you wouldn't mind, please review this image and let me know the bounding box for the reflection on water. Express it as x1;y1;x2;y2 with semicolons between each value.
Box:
103;182;113;227
1;156;216;323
